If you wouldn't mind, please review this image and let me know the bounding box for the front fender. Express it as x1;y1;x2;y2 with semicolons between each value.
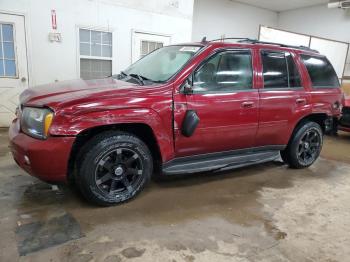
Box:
50;107;173;162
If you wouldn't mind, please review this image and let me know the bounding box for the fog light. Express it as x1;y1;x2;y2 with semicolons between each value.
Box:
24;155;30;165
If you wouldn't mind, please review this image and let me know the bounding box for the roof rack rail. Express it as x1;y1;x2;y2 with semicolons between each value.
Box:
207;37;257;43
238;39;319;53
200;37;256;44
201;37;319;53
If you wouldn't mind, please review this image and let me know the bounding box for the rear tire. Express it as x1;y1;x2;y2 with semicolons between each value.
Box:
76;131;153;206
281;121;323;169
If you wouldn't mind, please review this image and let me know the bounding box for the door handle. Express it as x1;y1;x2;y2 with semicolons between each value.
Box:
296;98;307;105
241;101;254;108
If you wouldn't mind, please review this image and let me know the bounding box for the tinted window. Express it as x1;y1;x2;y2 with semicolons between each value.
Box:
301;55;339;88
262;51;302;88
286;53;302;87
193;51;253;92
262;51;289;88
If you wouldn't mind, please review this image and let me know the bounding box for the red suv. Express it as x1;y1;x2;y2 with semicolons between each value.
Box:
9;39;343;205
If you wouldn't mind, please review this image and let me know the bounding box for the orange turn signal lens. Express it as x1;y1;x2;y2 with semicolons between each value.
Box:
44;113;53;137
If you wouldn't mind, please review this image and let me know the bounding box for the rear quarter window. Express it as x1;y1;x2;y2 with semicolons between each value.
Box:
301;54;340;88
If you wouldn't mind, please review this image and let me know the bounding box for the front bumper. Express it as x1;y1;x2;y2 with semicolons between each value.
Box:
9;119;75;183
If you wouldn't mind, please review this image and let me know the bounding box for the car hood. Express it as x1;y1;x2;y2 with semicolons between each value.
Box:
20;78;164;109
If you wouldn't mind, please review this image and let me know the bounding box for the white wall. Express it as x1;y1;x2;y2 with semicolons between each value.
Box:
192;1;350;79
278;5;350;78
0;0;194;86
2;0;350;86
192;0;278;41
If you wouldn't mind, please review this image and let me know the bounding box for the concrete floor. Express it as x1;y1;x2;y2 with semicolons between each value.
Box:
1;129;350;262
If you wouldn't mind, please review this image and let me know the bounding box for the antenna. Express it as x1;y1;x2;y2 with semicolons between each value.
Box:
201;37;207;44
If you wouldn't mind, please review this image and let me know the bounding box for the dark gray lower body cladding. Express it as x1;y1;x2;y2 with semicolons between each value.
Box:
162;146;284;175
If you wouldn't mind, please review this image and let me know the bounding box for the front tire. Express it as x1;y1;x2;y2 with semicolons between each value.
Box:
281;122;323;169
76;131;153;206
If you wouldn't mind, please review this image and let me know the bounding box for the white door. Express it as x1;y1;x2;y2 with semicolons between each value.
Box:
0;13;28;127
132;32;171;63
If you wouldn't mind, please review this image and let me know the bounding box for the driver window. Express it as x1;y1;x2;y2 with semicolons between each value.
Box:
193;50;253;93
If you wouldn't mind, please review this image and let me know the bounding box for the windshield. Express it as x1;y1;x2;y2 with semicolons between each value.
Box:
122;45;202;82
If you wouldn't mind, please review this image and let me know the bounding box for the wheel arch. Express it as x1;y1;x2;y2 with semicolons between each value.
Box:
67;123;162;182
296;113;329;131
286;113;329;147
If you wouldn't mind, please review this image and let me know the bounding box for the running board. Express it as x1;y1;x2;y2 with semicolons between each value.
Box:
162;149;281;176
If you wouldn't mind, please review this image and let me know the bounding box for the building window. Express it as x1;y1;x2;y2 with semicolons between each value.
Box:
79;29;112;80
0;23;17;77
140;40;163;58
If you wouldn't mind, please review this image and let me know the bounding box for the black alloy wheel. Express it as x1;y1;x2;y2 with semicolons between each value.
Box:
280;121;323;169
297;129;321;166
76;131;153;206
95;148;143;196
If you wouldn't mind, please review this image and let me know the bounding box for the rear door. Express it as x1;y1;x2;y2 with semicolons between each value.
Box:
255;50;310;147
174;49;259;157
0;13;28;127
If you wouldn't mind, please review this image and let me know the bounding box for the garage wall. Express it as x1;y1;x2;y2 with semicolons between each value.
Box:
0;0;194;86
278;4;350;79
192;0;278;41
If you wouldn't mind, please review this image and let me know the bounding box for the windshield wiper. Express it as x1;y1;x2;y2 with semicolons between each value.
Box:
120;71;127;77
129;73;146;85
118;71;157;85
117;71;144;85
112;71;127;80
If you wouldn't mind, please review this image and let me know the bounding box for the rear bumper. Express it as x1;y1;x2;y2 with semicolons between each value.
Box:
9;119;75;183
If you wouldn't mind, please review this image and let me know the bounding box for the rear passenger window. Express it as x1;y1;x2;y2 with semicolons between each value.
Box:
301;55;339;88
261;51;302;89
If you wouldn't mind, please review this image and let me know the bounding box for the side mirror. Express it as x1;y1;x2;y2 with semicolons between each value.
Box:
181;77;193;95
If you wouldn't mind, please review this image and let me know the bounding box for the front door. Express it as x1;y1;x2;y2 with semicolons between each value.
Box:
0;13;28;127
174;49;259;157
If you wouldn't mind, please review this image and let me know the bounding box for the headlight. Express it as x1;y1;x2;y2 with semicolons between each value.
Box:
20;107;54;139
